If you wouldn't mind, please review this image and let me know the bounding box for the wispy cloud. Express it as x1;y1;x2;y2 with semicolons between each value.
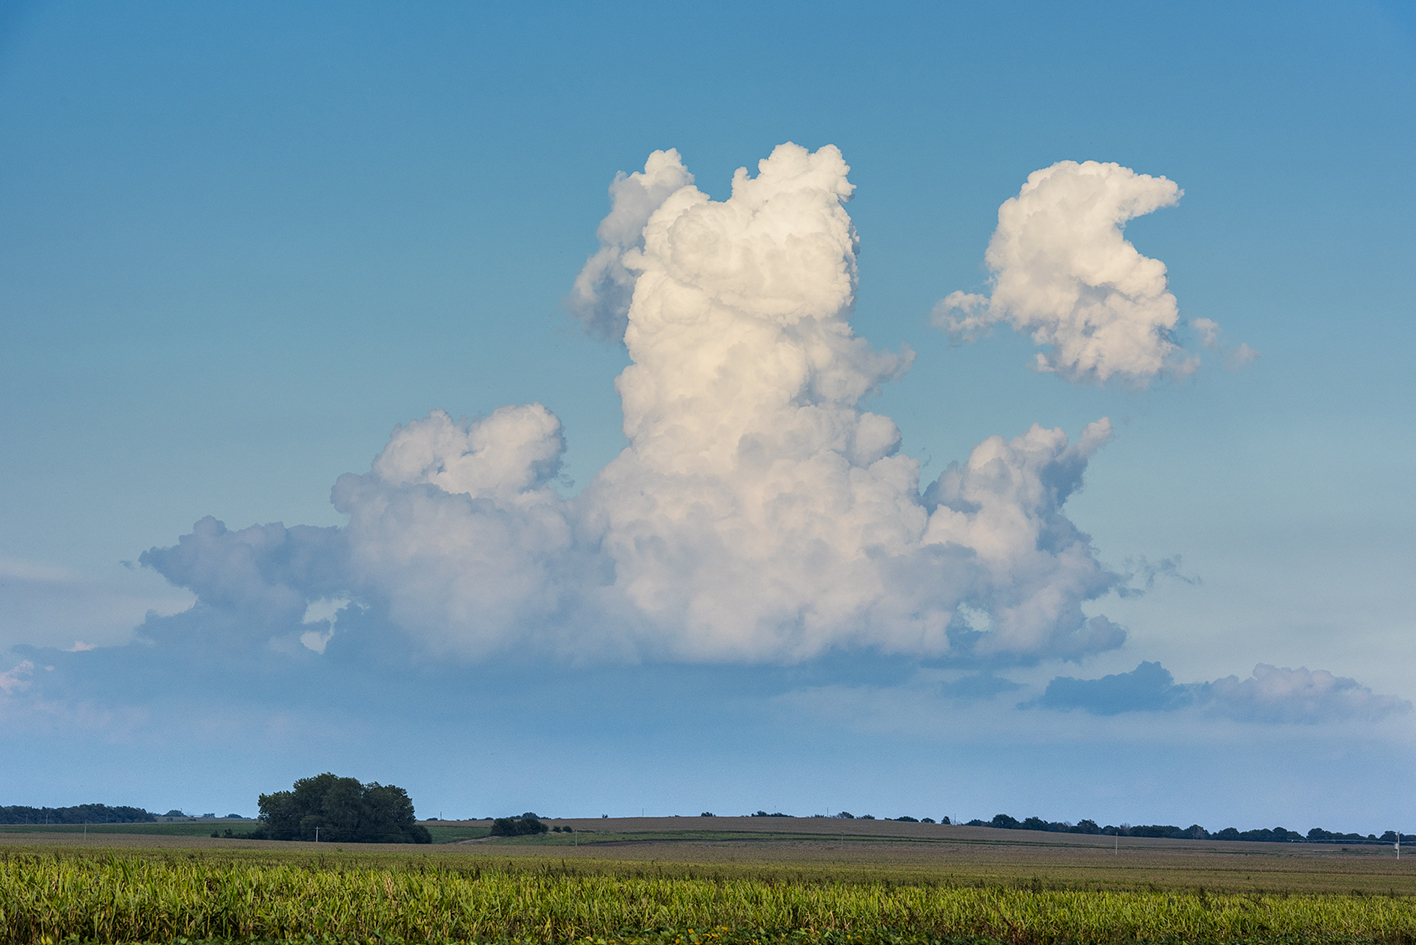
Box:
1192;317;1260;370
0;555;193;652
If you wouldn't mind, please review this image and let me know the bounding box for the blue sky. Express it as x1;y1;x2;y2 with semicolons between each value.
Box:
2;1;1414;830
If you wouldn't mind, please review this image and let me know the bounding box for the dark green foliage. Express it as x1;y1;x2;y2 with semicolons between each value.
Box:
0;803;156;825
490;815;548;836
254;773;431;843
968;814;1401;845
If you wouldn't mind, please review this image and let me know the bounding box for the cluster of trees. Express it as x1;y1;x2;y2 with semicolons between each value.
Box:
489;814;548;836
249;773;431;843
741;810;940;821
1307;829;1413;844
0;804;155;825
965;814;1412;844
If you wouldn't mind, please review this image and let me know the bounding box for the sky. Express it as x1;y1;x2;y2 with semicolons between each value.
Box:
2;0;1414;831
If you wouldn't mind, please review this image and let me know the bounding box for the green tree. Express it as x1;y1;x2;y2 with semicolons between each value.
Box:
255;773;431;843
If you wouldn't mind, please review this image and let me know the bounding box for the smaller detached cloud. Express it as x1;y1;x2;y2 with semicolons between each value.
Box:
1028;661;1410;723
1028;660;1193;714
1205;664;1408;724
935;160;1201;385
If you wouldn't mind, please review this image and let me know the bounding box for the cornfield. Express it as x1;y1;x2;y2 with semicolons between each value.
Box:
3;850;1414;944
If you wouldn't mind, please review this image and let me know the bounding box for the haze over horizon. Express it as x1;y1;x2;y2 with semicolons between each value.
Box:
1;1;1413;830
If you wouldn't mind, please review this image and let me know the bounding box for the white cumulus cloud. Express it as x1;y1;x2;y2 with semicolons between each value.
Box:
137;143;1126;667
1204;664;1410;724
935;160;1200;385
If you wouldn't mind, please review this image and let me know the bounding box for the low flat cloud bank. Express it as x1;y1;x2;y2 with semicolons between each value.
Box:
1030;661;1410;723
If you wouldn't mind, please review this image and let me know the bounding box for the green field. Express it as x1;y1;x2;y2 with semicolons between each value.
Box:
3;819;1414;943
4;846;1416;945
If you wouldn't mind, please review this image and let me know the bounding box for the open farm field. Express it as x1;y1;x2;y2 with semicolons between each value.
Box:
3;817;1414;896
3;843;1416;945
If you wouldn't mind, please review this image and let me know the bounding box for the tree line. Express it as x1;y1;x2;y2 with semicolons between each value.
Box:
0;804;155;825
966;813;1413;844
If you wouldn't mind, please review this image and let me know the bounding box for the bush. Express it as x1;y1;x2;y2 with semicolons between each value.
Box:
490;816;548;836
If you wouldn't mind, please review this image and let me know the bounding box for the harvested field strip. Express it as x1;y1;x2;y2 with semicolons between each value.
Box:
3;851;1415;944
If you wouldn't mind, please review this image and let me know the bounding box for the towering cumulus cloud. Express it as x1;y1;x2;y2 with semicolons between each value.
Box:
141;144;1124;666
935;160;1200;385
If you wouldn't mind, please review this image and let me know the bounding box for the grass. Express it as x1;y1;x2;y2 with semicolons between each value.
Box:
424;825;493;843
2;846;1416;945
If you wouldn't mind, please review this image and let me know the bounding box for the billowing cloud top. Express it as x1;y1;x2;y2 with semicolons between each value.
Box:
936;160;1202;385
567;149;695;342
132;143;1125;667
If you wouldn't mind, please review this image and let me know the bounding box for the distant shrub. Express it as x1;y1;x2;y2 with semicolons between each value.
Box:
490;816;548;836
